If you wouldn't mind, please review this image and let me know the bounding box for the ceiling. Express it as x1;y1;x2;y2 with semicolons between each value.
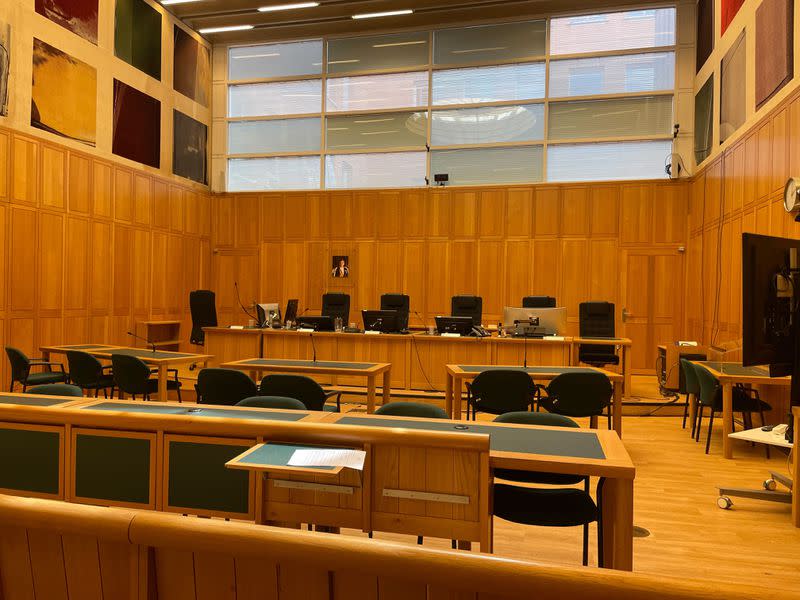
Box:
168;0;672;45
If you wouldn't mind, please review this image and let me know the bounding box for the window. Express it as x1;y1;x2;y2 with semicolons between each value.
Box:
431;104;544;146
327;112;427;151
550;52;674;97
228;118;321;155
228;156;320;191
326;71;429;112
433;20;546;65
547;141;671;182
327;32;429;74
228;80;321;117
432;63;545;105
325;152;427;189
548;96;673;140
229;41;322;80
431;147;543;185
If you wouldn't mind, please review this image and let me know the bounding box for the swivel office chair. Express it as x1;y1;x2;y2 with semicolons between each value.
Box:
321;293;351;325
578;302;619;367
522;296;557;308
189;290;217;346
380;294;410;331
451;295;483;326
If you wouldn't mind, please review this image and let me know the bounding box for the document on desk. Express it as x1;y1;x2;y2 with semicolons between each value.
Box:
289;448;366;471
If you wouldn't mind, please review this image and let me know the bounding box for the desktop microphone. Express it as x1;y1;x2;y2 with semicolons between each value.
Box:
413;311;429;333
127;331;156;353
234;282;257;322
309;331;317;363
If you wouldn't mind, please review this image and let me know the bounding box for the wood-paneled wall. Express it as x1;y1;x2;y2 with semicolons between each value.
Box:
0;125;212;386
213;180;690;372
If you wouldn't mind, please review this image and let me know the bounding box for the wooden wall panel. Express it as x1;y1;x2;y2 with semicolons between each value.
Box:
68;154;91;215
9;206;37;311
114;169;133;223
41;145;66;210
0;131;8;200
38;212;64;311
12;136;38;205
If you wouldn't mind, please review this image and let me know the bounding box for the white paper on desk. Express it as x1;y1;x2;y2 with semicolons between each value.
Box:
288;448;366;471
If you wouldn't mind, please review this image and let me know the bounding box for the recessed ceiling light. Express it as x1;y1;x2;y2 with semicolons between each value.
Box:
198;25;255;33
161;0;203;5
352;9;413;19
258;2;319;12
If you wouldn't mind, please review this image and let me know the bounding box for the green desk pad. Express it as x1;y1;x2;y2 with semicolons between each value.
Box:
74;434;151;504
0;428;60;494
84;402;308;422
235;443;337;471
338;417;605;459
249;359;376;369
696;362;770;377
458;366;598;374
0;395;75;407
103;348;195;359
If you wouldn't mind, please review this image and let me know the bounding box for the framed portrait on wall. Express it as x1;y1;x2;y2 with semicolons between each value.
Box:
331;256;350;278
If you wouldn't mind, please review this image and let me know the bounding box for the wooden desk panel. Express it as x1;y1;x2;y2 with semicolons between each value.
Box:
204;328;262;367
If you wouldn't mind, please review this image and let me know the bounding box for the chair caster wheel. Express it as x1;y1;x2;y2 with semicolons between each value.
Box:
763;479;777;491
717;496;733;509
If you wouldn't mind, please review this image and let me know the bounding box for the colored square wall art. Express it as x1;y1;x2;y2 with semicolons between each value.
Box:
720;31;746;143
694;74;713;165
113;79;161;168
35;0;98;44
0;22;9;117
721;0;745;35
31;39;97;146
174;26;210;106
173;110;207;185
756;0;794;108
115;0;162;80
696;0;714;72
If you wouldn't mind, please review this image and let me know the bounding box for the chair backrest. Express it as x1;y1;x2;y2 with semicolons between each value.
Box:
545;372;613;417
196;369;258;406
494;411;579;428
258;374;327;411
66;351;104;387
375;401;448;419
679;357;704;395
5;347;31;383
522;296;557;308
237;396;307;410
111;354;153;396
579;302;616;337
380;294;410;330
26;384;84;397
321;293;350;324
470;370;536;414
693;364;720;408
189;290;218;346
451;295;483;326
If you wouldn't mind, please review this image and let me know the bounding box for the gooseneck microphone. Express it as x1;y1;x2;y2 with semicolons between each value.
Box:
234;281;257;322
309;331;317;363
127;331;156;353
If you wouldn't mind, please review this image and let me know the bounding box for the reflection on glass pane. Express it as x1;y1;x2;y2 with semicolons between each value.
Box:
328;32;429;74
431;104;544;146
326;72;428;112
548;96;673;140
551;7;676;55
325;152;426;188
229;41;322;80
694;75;713;164
327;112;427;151
228;156;320;191
720;31;746;143
228;118;321;154
229;80;322;117
431;147;543;185
547;141;671;182
434;21;546;65
549;52;675;97
432;63;545;105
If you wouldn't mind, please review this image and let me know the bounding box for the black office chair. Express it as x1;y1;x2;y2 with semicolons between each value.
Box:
451;295;482;326
538;372;613;429
5;347;67;392
578;302;620;367
26;384;84;397
322;293;351;324
259;374;341;412
466;370;538;420
375;401;448;419
237;396;307;410
66;350;115;398
522;296;556;308
195;368;258;406
492;411;602;567
380;294;410;331
112;354;182;402
189;290;218;346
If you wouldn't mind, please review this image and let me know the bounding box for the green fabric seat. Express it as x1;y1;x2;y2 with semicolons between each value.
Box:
24;371;69;386
5;346;67;392
66;350;115;397
466;369;538;420
375;402;448;419
26;384;84;397
494;484;599;528
537;371;613;429
112;354;182;402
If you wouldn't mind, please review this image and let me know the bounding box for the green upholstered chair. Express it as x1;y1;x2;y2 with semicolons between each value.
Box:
237;396;307;410
465;370;538;420
375;401;448;419
26;383;84;397
679;358;702;436
5;347;67;392
491;411;602;567
195;368;257;406
537;371;613;429
259;374;341;412
112;354;182;402
66;350;115;398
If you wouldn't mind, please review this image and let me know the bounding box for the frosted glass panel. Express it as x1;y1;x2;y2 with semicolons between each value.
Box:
548;96;673;140
549;52;675;97
433;63;545;105
547;141;671;182
229;80;322;117
720;31;746;143
326;72;428;112
229;41;322;80
551;8;676;55
431;147;543;185
228;118;321;154
325;152;426;188
328;32;429;74
228;156;320;191
327;112;428;151
434;20;546;65
431;104;544;146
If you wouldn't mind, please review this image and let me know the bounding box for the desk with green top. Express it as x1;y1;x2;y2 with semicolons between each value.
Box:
40;344;213;402
690;361;791;459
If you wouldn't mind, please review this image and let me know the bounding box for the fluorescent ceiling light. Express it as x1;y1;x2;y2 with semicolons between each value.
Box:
258;2;319;12
199;25;254;33
353;9;413;19
161;0;203;5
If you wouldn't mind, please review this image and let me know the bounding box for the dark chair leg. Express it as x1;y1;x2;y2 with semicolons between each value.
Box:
582;523;589;567
695;406;704;442
177;386;182;403
705;410;715;454
21;384;26;393
94;389;99;398
451;540;457;550
417;536;423;545
606;407;611;430
368;532;373;539
682;394;689;429
596;478;605;569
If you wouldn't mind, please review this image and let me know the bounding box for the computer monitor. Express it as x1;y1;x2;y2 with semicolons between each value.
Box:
362;310;400;333
284;299;299;324
256;303;280;328
502;306;567;335
296;315;335;332
435;316;474;336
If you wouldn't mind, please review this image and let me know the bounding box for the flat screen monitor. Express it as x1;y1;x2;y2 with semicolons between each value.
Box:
742;233;800;373
502;306;567;335
435;316;474;336
284;299;299;324
362;310;400;333
296;316;335;332
256;303;280;327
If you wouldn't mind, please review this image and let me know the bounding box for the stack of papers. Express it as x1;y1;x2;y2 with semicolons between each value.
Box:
288;448;366;471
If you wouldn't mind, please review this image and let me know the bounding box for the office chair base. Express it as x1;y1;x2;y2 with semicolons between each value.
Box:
717;472;793;509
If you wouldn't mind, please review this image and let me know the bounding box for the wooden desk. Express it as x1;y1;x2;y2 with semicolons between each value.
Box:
573;337;632;397
204;327;264;366
222;358;391;413
691;361;790;459
40;344;212;402
445;365;624;434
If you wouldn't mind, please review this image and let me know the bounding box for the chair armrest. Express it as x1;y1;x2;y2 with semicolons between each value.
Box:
323;390;340;399
28;361;65;373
